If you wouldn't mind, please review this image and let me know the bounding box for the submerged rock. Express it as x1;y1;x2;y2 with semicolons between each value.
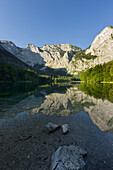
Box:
43;122;60;134
62;123;70;134
51;145;87;170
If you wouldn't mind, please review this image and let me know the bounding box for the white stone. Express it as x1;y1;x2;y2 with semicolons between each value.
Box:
51;145;87;170
62;123;70;134
43;122;60;134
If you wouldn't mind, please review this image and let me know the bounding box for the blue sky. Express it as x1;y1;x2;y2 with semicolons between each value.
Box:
0;0;113;49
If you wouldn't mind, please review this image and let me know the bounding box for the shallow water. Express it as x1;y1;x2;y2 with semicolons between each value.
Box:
0;82;113;133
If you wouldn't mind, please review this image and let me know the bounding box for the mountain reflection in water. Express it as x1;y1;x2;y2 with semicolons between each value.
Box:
0;82;113;133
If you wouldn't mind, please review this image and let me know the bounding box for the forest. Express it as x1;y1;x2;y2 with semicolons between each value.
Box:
0;64;50;84
80;60;113;82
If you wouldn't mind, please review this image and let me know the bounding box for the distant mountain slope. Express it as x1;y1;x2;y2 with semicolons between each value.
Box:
0;45;69;76
0;41;45;67
0;45;30;70
0;41;81;73
0;26;113;76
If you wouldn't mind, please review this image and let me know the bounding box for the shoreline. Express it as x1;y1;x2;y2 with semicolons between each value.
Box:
0;111;113;169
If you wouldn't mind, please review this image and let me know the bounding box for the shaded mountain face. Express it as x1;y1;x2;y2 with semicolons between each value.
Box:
0;45;31;70
0;26;113;75
0;41;45;67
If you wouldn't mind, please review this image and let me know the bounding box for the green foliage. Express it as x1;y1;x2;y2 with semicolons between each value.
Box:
0;64;50;83
59;51;66;57
110;64;113;76
69;44;80;50
73;50;98;61
80;60;113;82
109;26;113;29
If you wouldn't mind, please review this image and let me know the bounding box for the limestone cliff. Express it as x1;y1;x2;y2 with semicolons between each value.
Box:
68;26;113;74
0;41;81;71
85;26;113;64
1;26;113;75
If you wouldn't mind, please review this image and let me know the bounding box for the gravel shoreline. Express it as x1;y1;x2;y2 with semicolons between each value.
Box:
0;111;113;170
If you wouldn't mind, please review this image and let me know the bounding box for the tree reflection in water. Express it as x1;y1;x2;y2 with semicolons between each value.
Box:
0;82;113;132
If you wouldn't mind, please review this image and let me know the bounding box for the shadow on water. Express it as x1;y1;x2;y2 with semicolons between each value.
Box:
0;82;113;133
0;82;39;118
0;82;38;97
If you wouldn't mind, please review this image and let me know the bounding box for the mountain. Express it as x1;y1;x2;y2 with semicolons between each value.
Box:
69;26;113;74
0;41;81;75
86;26;113;62
0;41;45;67
0;26;113;76
0;43;67;76
0;41;81;68
0;45;31;70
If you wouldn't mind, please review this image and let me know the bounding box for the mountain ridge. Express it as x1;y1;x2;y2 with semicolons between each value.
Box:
0;26;113;76
0;45;31;70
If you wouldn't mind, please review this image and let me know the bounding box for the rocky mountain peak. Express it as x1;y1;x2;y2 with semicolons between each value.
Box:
86;26;113;58
26;44;41;53
1;26;113;75
26;44;35;48
0;40;16;48
0;40;14;45
0;40;20;56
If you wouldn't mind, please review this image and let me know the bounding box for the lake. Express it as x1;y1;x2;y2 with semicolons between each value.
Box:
0;82;113;133
0;82;113;169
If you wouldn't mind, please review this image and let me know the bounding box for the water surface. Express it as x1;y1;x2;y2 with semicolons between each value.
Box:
0;82;113;133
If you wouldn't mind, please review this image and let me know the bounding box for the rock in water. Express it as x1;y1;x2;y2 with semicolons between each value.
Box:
43;122;60;134
62;123;70;134
51;145;87;170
